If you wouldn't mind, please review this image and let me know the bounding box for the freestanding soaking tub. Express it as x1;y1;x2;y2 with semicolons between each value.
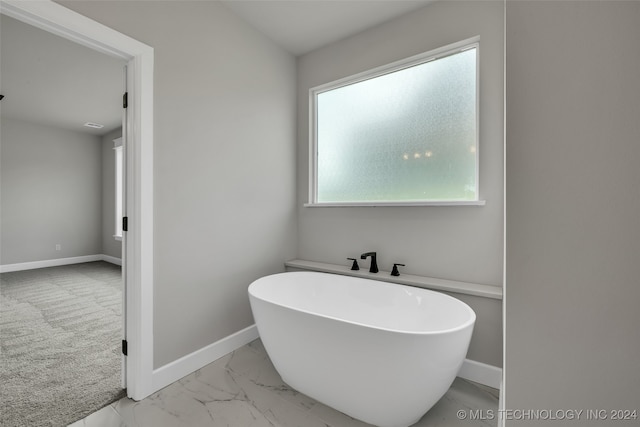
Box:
248;271;476;427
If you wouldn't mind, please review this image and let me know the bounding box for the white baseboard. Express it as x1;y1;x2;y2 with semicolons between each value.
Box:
148;323;500;400
151;324;259;394
458;358;502;390
0;254;122;273
102;255;122;266
498;379;504;427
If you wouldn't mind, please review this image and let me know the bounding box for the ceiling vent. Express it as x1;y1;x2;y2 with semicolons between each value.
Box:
84;122;104;129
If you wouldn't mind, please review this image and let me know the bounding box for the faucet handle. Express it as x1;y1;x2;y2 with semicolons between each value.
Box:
347;258;360;271
391;263;405;276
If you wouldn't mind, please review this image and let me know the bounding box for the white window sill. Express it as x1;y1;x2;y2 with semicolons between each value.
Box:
114;235;122;241
304;200;486;208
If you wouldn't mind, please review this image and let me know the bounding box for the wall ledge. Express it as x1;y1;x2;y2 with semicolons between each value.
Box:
285;259;502;300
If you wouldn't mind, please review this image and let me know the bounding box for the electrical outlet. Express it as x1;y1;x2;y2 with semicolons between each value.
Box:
55;244;61;251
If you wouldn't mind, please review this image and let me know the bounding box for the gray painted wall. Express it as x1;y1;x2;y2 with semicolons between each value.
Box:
41;0;640;413
296;1;504;367
60;0;298;368
506;1;640;424
101;128;122;260
0;118;102;264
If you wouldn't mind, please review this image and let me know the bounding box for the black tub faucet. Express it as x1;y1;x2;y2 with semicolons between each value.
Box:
360;252;379;273
391;263;405;277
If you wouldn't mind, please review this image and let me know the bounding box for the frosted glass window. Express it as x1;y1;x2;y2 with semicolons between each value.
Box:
311;41;478;205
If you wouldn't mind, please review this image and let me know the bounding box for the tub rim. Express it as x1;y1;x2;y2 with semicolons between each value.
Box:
249;271;476;336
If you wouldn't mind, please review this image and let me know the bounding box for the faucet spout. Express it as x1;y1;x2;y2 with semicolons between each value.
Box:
360;252;379;273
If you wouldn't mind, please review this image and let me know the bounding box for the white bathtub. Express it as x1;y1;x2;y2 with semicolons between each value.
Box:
248;271;475;427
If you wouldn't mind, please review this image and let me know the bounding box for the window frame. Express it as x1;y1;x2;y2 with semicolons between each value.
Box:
307;36;484;207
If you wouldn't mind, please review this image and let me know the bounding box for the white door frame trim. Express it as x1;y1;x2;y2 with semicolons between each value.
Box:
0;0;155;400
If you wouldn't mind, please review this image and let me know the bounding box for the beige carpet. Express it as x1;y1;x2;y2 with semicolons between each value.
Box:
0;261;126;426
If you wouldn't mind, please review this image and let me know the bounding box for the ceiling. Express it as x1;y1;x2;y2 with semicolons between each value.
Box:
0;1;434;135
0;14;124;136
221;0;434;56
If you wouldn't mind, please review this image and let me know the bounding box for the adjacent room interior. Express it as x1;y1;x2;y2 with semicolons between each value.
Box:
0;13;127;425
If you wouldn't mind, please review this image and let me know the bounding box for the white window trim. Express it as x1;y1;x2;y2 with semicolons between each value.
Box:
304;201;486;208
308;36;483;207
114;138;123;240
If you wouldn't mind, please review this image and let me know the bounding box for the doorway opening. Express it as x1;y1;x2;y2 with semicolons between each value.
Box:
0;11;129;426
1;0;155;410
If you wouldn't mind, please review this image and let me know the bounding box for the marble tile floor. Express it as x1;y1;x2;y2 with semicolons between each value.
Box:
69;339;498;427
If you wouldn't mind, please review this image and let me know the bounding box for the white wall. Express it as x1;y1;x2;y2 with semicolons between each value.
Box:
505;1;640;424
296;1;504;367
101;128;122;260
59;0;298;368
0;118;103;265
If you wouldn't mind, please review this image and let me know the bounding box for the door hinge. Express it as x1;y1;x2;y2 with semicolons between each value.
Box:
122;216;128;232
122;339;128;356
123;92;128;109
